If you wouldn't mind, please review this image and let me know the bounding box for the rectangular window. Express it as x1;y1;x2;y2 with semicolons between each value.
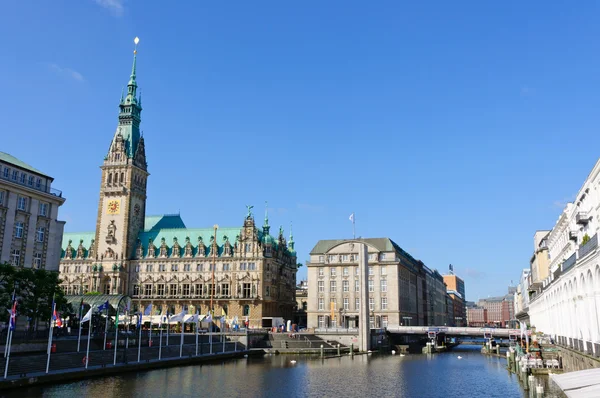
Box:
184;264;191;271
2;168;8;178
28;175;34;186
223;263;230;271
19;173;26;184
146;264;153;272
369;297;375;311
17;197;27;211
318;315;325;328
39;203;48;216
343;298;349;310
15;222;24;238
144;284;152;296
342;255;348;261
330;268;336;277
157;284;165;296
343;280;349;292
195;284;202;296
245;243;251;252
319;256;324;263
381;266;387;275
368;280;374;292
355;266;359;275
343;267;349;276
318;267;324;277
330;298;337;311
133;285;140;296
355;280;359;292
248;262;256;271
381;297;388;310
243;283;251;298
318;298;324;310
11;170;18;181
36;227;44;242
355;298;360;310
318;281;324;292
0;191;4;206
381;279;387;292
382;315;389;328
330;280;336;292
221;283;229;296
36;178;41;188
159;264;166;272
368;266;373;275
171;264;178;272
169;284;177;295
33;253;42;269
183;284;190;296
239;263;247;271
196;263;203;272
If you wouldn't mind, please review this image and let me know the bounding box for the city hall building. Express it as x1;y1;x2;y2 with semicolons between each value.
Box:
58;44;298;327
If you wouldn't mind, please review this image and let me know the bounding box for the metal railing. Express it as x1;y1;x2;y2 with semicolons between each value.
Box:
578;234;598;259
0;172;62;197
562;252;577;272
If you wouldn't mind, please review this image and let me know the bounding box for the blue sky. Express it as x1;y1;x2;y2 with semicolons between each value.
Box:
2;1;600;301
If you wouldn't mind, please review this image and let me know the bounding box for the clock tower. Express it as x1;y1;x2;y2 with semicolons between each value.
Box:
94;38;148;287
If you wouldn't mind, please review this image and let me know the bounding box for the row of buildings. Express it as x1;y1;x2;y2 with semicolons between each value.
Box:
465;288;515;328
511;159;600;356
304;239;466;329
1;41;469;332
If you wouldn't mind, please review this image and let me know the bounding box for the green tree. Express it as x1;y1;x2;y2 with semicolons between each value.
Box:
0;263;72;329
581;234;591;246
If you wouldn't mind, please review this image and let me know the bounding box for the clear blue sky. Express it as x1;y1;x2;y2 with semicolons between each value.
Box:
2;1;600;301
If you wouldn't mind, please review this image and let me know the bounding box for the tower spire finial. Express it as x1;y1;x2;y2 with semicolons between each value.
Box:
131;37;139;78
289;221;293;242
264;201;269;227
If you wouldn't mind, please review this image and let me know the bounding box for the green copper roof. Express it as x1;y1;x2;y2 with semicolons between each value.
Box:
144;214;186;231
61;231;96;258
0;151;51;179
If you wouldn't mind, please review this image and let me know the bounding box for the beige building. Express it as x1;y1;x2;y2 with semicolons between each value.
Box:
307;238;424;330
0;152;65;270
529;230;550;297
58;43;297;327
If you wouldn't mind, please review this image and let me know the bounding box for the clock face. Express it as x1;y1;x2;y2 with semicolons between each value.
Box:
107;200;120;215
134;204;141;217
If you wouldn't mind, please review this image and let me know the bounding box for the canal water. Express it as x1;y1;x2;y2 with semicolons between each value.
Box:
3;346;566;397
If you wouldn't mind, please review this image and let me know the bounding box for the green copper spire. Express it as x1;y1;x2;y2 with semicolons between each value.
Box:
289;222;294;247
262;201;270;235
120;87;124;104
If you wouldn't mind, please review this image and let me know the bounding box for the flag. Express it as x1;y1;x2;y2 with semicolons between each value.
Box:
9;300;17;331
349;213;355;223
205;312;212;324
81;307;93;323
137;313;143;328
144;304;153;316
170;310;186;323
221;307;226;317
97;301;109;312
185;313;198;323
53;305;63;328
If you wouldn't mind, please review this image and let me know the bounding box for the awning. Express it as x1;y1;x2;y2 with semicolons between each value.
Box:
551;368;600;397
65;294;132;315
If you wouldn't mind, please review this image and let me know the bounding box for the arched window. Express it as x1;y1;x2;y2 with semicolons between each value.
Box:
120;172;124;183
107;173;112;184
243;305;250;316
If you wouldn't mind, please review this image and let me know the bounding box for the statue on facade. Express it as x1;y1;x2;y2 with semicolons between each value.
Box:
246;205;254;219
106;220;116;243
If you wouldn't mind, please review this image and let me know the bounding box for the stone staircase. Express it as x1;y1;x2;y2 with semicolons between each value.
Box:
268;333;344;350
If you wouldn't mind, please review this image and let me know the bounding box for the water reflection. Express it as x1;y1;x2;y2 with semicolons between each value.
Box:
3;346;566;398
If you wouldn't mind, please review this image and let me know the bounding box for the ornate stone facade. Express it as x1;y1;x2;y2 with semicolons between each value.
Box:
58;44;297;327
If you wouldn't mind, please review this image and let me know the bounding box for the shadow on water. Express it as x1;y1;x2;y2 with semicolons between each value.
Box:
1;346;566;398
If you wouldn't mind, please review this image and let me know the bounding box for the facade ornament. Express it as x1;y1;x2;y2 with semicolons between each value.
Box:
159;237;168;257
147;238;156;258
246;204;254;219
106;220;117;243
65;240;74;259
197;236;206;257
172;237;181;258
76;240;85;259
105;247;115;259
184;237;193;257
88;239;95;259
136;239;143;258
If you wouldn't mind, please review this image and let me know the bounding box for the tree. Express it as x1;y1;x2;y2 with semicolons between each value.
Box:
581;234;591;246
0;263;72;329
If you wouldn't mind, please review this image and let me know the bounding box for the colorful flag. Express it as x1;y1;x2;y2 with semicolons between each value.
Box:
144;304;153;316
349;213;355;222
205;312;212;323
137;313;143;328
52;305;63;327
97;301;110;312
9;300;17;331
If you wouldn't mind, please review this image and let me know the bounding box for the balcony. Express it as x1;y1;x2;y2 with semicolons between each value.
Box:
576;211;591;225
569;230;578;241
562;252;577;273
0;172;63;197
578;234;598;259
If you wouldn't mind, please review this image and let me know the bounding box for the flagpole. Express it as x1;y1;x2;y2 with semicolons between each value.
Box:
4;295;16;379
209;320;213;354
179;320;184;358
3;326;13;379
113;304;120;365
137;313;142;362
4;290;15;358
158;313;163;360
148;302;152;347
85;307;93;369
195;311;199;356
45;298;56;373
166;313;170;347
103;305;109;350
352;213;355;239
77;303;83;352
